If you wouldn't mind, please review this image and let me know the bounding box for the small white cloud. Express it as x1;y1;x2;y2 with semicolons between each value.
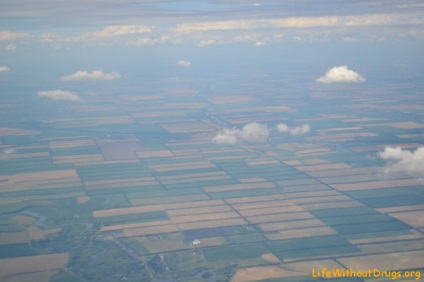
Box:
5;44;16;51
255;41;266;46
276;123;311;136
88;25;151;39
61;70;121;81
2;148;16;154
379;146;424;178
316;65;365;83
199;40;215;47
213;128;240;144
213;123;269;144
126;36;169;46
37;90;80;101
177;60;192;67
0;66;10;73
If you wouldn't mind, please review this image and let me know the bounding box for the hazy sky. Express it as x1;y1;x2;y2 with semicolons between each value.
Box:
1;0;423;93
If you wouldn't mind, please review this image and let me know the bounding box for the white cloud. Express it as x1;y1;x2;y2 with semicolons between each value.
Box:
5;44;16;51
126;36;169;46
277;123;311;136
88;25;152;39
213;123;269;144
177;60;191;67
379;146;424;178
37;90;80;101
0;31;31;41
61;70;121;81
316;66;365;83
199;40;215;47
0;66;10;73
255;41;266;46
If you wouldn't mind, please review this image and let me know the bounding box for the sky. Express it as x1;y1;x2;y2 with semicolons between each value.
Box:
0;0;423;99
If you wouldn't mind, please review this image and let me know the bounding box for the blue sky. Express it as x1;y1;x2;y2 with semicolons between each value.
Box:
0;0;423;96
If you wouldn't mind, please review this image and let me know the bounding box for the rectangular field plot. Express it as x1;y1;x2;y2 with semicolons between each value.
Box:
203;243;270;262
77;162;150;181
265;235;360;261
265;226;338;240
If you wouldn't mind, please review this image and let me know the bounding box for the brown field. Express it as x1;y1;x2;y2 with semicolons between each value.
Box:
170;211;240;224
27;226;61;241
77;196;90;204
48;139;95;149
388;210;424;228
0;169;81;192
0;253;69;280
265;226;337;240
238;178;267;183
299;200;364;210
273;190;341;199
136;150;174;158
148;161;215;172
283;160;303;166
247;211;315;224
5;270;59;282
259;219;326;232
305;167;380;178
5;192;86;202
295;163;351;172
94;199;225;217
232;265;304;282
276;178;320;187
238;205;305;217
246;160;279;166
0;152;49;161
291;195;352;204
166;205;232;216
349;230;424;245
177;218;247;231
11;215;36;226
101;219;175;232
320;174;380;184
376;204;424;214
283;184;330;193
231;200;296;211
122;224;179;237
337;250;424;271
0;231;27;244
130;194;210;206
85;178;159;190
0;127;39;136
53;154;104;165
296;148;332;156
302;159;329;165
261;253;281;264
331;179;421;191
203;182;275;193
158;174;231;185
225;195;275;204
358;239;424;254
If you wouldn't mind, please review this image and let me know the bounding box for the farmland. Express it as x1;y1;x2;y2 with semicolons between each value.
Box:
0;65;423;282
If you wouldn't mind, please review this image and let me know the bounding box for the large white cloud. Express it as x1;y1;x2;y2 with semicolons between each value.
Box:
61;70;121;81
177;60;192;67
277;123;310;136
0;66;10;73
379;146;424;178
213;123;269;144
316;66;365;83
37;90;80;101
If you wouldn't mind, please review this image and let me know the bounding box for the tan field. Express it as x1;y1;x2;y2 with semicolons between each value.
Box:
4;270;59;282
337;250;424;271
246;160;280;166
238;178;267;183
0;253;69;280
101;219;175;232
320;174;380;184
299;200;364;210
11;215;36;226
296;148;332;156
247;211;314;224
0;127;39;136
238;205;305;217
232;265;304;282
302;158;329;165
94;199;225;217
259;219;326;232
305;167;380;178
231;200;296;211
148;161;215;172
170;211;240;224
177;218;247;231
130;194;210;206
0;169;80;193
85;178;159;190
295;163;351;172
48;139;95;149
136;150;174;158
166;205;233;217
225;195;275;204
261;253;281;264
158;174;231;185
203;182;275;193
122;224;179;237
0;231;27;244
265;226;338;240
0;152;48;161
53;154;104;165
77;196;90;204
388;210;424;228
274;189;341;199
331;179;421;191
358;239;424;254
27;226;61;241
276;178;320;188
